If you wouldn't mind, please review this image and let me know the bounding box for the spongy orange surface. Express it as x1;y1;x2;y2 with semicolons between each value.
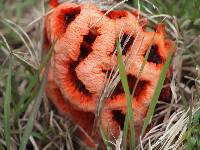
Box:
44;1;174;146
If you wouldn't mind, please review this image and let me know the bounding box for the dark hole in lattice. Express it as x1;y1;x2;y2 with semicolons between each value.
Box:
109;34;134;56
144;45;162;64
112;74;149;98
120;34;135;55
80;27;99;59
102;69;115;81
112;110;125;130
84;27;99;44
64;7;81;26
68;27;100;96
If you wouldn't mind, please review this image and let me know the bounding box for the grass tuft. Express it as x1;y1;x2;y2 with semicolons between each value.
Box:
3;57;12;150
0;0;199;149
18;41;54;150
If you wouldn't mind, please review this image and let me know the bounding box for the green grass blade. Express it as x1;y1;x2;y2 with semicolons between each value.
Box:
19;71;47;150
116;40;135;149
141;46;175;136
3;56;12;150
122;115;129;149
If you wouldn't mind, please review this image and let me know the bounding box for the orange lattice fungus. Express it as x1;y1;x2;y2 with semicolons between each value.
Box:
44;1;175;146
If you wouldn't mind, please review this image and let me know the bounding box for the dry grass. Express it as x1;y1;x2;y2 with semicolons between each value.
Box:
0;0;199;150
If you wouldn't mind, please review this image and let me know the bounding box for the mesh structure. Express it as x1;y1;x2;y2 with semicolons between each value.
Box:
44;2;174;147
